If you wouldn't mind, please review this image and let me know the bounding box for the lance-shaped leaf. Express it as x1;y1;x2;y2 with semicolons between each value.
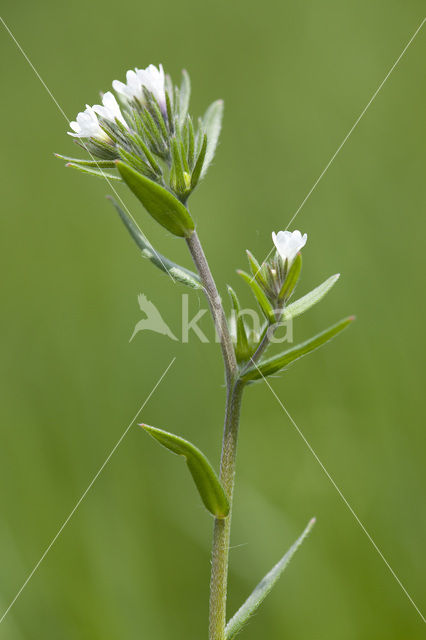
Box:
200;100;224;178
116;161;194;237
245;250;268;290
242;316;354;382
55;153;116;168
282;273;340;321
278;253;302;303
191;134;207;189
225;518;315;640
65;162;121;180
237;270;276;324
141;424;229;518
107;197;202;289
227;286;250;362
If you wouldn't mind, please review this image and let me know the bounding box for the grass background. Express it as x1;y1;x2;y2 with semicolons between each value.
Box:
1;1;425;637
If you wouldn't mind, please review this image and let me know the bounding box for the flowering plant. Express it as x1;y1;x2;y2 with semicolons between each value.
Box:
58;63;353;639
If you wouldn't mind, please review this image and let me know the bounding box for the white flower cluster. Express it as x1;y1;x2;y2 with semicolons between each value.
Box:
68;64;165;140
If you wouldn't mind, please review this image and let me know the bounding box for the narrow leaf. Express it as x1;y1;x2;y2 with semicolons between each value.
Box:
55;154;116;167
107;197;202;289
116;161;194;237
278;253;302;302
200;100;224;178
227;286;250;362
237;270;276;324
242;316;354;382
65;162;121;180
187;117;195;169
225;518;315;640
246;250;261;278
191;133;207;189
141;424;229;518
282;273;340;321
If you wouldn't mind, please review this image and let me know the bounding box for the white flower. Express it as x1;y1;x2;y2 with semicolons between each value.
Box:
68;105;108;140
136;64;166;111
113;70;144;102
272;230;307;265
92;91;128;128
113;64;166;113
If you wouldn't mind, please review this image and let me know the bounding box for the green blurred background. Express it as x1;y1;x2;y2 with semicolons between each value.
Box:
1;1;425;638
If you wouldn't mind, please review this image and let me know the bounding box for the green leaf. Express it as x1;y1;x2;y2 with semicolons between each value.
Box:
245;250;261;277
237;270;276;324
107;197;202;289
225;518;315;640
55;154;116;167
278;253;302;302
282;273;340;321
200;100;224;178
241;316;355;382
227;286;250;362
65;162;121;180
141;424;229;518
178;69;191;127
191;133;207;189
116;161;194;237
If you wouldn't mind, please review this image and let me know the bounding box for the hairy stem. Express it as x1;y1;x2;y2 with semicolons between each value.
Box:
186;230;238;386
209;380;244;640
186;229;244;640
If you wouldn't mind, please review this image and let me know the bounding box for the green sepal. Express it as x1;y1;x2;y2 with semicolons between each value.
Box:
241;316;354;382
116;161;194;237
107;197;202;289
227;286;250;363
200;100;224;178
117;146;156;179
65;162;122;180
225;519;315;640
278;253;302;302
55;154;116;168
127;132;162;174
237;270;276;324
165;90;174;135
171;137;186;194
141;424;230;518
282;273;340;321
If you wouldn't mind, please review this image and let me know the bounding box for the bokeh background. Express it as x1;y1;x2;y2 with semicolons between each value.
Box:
1;1;425;638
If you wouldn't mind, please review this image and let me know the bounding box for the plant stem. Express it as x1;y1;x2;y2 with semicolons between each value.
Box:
186;230;238;386
209;380;244;640
186;229;244;640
